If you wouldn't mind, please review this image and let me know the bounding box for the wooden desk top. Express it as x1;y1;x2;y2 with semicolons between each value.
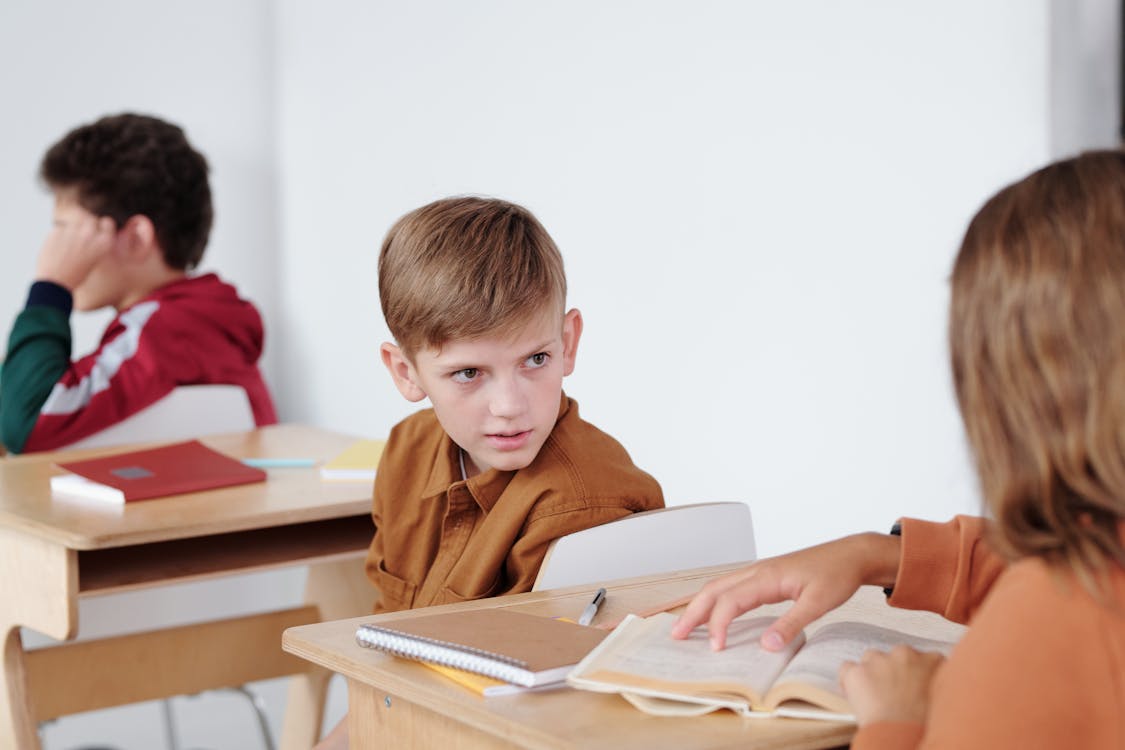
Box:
284;564;965;750
0;424;372;551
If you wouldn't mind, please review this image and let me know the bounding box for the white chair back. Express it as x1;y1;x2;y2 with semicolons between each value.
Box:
63;384;256;450
532;501;756;591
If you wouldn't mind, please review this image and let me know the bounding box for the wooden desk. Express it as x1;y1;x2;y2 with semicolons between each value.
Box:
284;564;965;750
0;424;377;750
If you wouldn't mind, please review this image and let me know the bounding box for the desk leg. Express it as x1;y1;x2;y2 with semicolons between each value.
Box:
0;529;77;750
279;557;373;750
1;628;38;749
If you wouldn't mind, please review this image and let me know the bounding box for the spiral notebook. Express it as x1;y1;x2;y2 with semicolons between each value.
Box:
355;608;607;687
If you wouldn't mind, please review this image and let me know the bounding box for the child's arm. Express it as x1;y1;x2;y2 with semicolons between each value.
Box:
886;516;1005;624
0;283;75;452
673;516;1009;653
1;215;115;453
4;305;187;454
671;532;902;652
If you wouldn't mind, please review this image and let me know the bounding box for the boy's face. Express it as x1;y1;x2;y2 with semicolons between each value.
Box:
382;307;583;478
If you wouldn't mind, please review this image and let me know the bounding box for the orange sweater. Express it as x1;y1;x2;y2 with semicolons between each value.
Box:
853;516;1125;749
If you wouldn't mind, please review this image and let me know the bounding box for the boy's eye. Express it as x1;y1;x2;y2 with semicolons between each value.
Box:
451;368;478;384
525;353;549;368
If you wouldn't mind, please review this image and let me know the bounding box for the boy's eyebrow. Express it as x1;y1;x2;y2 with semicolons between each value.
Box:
432;336;559;371
522;338;556;357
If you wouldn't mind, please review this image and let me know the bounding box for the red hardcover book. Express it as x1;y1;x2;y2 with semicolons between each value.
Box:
50;439;267;504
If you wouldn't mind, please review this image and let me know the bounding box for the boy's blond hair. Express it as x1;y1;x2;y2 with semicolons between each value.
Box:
378;196;567;358
950;149;1125;586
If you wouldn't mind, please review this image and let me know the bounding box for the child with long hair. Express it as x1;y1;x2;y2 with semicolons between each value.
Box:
672;151;1125;748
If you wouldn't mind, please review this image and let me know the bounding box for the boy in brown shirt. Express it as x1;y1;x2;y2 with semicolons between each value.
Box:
368;196;664;612
315;196;663;747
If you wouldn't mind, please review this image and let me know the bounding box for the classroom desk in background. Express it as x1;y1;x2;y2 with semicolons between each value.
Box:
0;424;377;750
283;564;962;750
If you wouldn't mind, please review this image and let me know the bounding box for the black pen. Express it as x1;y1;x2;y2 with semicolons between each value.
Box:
577;587;606;626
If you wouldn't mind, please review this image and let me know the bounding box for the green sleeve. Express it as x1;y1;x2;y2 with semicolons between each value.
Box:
0;305;72;453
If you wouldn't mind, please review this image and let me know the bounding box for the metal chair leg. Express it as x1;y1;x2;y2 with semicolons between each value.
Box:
163;685;275;750
161;698;181;750
226;685;276;750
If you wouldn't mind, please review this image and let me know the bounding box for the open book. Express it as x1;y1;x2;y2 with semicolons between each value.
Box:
567;611;958;721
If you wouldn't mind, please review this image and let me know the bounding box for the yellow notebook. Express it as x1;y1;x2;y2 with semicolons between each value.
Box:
424;662;573;696
320;439;385;482
423;663;525;696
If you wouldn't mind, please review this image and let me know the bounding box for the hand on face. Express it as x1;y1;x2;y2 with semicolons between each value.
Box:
670;533;901;652
36;199;117;292
839;645;945;726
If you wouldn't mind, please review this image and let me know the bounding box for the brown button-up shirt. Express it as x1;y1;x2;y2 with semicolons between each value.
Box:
365;395;664;613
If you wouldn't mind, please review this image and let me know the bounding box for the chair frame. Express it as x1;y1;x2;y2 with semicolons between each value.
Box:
533;501;756;591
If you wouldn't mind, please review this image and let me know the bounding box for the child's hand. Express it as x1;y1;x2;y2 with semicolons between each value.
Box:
670;532;901;652
35;211;117;291
839;645;945;726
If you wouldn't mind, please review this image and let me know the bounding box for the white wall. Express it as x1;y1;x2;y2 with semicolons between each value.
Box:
1051;0;1121;156
3;0;1116;558
3;2;1118;556
274;1;1072;556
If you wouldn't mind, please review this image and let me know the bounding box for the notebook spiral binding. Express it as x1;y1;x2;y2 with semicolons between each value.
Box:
356;623;536;686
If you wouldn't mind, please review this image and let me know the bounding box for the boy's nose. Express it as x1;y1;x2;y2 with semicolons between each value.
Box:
488;377;527;418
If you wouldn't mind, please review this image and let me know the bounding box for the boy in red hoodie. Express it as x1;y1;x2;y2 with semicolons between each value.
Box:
0;113;276;454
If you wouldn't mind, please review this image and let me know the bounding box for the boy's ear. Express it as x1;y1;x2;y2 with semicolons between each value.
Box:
115;215;160;261
561;308;583;376
380;342;428;402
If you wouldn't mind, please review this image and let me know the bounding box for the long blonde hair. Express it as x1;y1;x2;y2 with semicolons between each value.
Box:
950;150;1125;583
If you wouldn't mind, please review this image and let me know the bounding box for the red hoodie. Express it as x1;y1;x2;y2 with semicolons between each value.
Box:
14;273;277;453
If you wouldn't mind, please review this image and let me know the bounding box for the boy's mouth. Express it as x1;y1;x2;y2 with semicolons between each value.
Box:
486;430;531;450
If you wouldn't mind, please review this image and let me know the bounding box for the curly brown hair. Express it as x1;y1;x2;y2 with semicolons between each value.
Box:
40;113;213;270
950;149;1125;588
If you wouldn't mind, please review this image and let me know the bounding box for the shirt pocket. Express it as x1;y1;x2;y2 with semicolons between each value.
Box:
437;569;504;605
369;558;417;612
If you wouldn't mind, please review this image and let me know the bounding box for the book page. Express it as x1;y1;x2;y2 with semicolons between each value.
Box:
579;612;804;706
766;621;956;712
